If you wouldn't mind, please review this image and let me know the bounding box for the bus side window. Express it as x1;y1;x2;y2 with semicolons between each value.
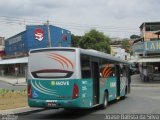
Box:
80;54;91;78
120;64;127;77
111;64;116;77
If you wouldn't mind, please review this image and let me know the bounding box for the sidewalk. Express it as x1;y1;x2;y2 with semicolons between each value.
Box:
0;76;27;86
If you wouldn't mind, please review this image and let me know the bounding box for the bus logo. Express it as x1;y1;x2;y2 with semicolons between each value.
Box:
51;81;56;86
51;81;69;86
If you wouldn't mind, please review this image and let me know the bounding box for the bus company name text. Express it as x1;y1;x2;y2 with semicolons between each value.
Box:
51;81;69;86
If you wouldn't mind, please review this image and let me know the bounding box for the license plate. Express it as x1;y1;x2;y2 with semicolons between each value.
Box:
47;102;57;107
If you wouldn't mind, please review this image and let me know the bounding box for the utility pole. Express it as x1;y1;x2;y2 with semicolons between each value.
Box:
47;20;52;47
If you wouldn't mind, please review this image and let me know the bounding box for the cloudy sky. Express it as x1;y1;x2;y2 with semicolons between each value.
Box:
0;0;159;39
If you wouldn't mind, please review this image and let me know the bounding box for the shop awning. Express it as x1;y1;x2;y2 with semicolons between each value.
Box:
128;59;138;63
137;58;160;63
0;57;28;64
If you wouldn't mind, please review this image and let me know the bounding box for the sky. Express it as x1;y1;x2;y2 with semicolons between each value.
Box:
0;0;160;39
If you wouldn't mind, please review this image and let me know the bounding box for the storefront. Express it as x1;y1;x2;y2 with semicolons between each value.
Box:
133;40;160;82
0;57;28;76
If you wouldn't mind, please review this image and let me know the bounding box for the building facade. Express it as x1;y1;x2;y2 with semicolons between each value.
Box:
140;22;160;41
133;22;160;82
110;39;130;60
5;25;71;58
0;37;5;59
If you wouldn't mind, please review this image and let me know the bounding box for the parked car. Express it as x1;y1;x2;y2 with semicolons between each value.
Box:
130;63;139;75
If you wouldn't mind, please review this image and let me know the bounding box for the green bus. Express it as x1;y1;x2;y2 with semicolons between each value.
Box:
27;47;131;109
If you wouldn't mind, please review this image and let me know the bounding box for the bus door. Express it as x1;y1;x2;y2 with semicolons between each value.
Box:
91;61;100;105
116;65;120;97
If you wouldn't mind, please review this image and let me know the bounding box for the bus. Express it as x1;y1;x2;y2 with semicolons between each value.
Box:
27;47;131;109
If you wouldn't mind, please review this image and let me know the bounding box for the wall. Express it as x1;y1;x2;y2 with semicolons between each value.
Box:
5;31;27;55
144;32;159;41
5;25;71;56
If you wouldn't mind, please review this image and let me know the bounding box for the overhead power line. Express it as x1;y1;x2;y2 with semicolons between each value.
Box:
0;16;139;34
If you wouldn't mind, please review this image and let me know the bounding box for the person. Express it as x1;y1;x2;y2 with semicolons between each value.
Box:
143;66;148;82
139;63;143;80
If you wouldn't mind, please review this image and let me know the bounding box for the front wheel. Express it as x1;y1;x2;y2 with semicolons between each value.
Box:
100;92;108;109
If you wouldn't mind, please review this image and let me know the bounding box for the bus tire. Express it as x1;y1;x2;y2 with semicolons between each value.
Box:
100;92;108;109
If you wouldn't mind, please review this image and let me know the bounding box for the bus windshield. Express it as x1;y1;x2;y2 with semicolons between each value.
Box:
29;49;76;79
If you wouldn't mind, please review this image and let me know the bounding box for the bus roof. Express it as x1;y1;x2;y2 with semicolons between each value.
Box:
29;47;130;65
79;48;129;65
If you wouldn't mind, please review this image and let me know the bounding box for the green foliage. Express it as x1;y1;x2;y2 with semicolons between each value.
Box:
0;89;9;94
121;39;131;53
78;29;111;53
0;89;26;95
71;34;81;47
130;34;140;39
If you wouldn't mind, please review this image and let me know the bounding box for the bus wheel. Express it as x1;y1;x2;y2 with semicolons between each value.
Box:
100;92;108;109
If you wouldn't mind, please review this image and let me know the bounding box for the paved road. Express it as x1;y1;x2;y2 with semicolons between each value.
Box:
0;80;26;91
18;87;160;120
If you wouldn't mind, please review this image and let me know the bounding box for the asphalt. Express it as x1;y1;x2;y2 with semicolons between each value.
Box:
13;87;160;120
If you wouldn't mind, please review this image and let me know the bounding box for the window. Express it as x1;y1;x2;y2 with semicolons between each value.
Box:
145;25;160;31
30;50;76;79
80;54;91;78
120;64;127;77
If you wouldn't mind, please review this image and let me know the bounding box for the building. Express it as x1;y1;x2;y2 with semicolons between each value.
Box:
110;40;129;60
4;25;71;58
0;25;71;77
0;37;5;59
111;47;128;60
140;22;160;41
132;22;160;82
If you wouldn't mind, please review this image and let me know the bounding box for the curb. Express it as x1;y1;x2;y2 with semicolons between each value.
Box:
0;107;45;115
0;80;27;86
13;83;27;86
0;80;14;86
131;84;160;87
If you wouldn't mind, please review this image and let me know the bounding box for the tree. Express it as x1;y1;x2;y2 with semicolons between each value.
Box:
79;29;111;54
130;34;140;39
121;39;131;53
71;34;81;47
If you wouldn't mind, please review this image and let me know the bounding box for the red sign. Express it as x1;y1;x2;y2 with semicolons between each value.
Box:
62;34;67;41
34;27;44;41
